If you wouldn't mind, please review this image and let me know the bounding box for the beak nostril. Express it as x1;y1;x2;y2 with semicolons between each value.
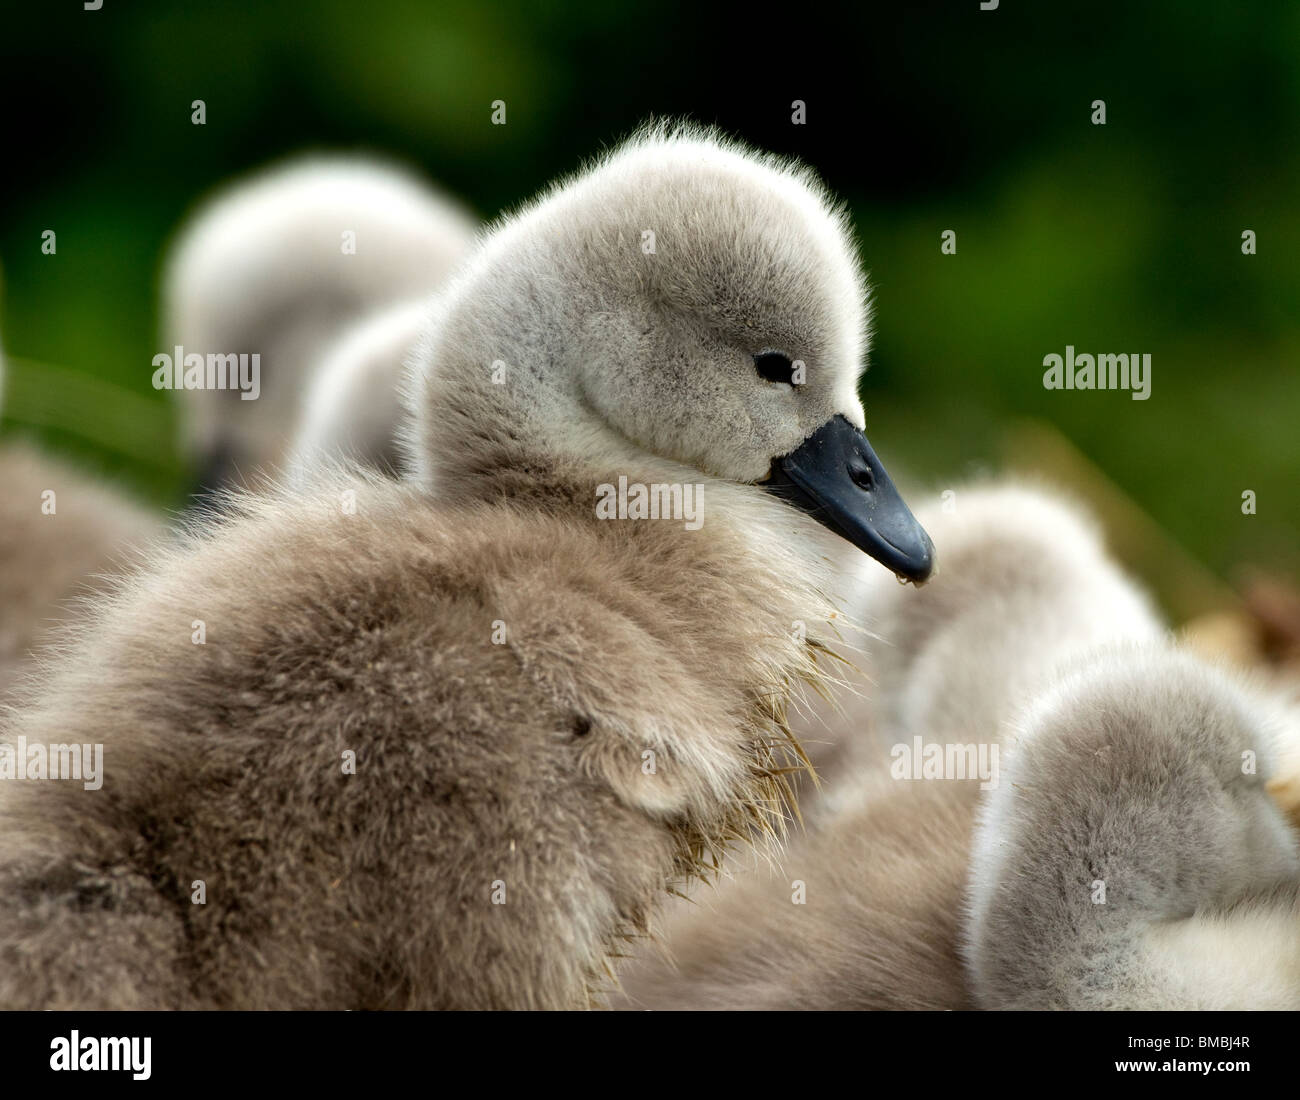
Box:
849;463;875;492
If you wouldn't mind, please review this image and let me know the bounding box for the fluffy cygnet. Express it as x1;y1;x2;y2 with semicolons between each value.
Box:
0;126;931;1010
161;156;476;495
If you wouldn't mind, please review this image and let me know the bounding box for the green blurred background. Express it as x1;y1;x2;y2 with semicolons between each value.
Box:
0;0;1296;600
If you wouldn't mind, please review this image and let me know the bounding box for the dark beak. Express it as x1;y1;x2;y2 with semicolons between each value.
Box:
765;414;935;582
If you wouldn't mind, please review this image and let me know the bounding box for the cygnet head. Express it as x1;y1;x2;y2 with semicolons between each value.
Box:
410;125;933;580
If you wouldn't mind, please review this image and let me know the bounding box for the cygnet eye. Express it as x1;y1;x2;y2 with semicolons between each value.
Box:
753;351;796;385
